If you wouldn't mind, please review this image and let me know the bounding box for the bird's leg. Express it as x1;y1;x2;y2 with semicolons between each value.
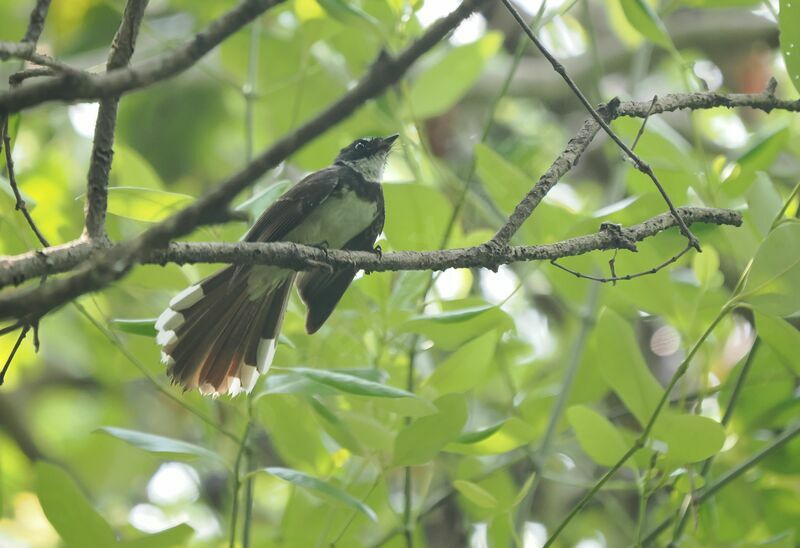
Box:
373;244;382;260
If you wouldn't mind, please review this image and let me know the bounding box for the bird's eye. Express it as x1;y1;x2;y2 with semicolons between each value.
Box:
354;141;366;151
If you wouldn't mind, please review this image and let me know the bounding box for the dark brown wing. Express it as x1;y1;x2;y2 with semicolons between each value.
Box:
297;199;384;334
244;166;344;243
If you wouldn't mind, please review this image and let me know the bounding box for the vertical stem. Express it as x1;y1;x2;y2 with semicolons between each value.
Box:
670;338;761;542
403;340;417;548
230;420;252;548
544;303;732;547
516;282;599;527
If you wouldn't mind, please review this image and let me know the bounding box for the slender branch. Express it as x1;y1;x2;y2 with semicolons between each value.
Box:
0;0;492;321
82;0;150;241
0;0;288;115
1;118;50;247
22;0;52;44
0;43;82;75
0;325;29;385
0;206;740;300
550;244;692;283
499;0;699;249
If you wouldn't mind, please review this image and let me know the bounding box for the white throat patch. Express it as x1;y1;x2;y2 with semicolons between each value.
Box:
341;153;388;182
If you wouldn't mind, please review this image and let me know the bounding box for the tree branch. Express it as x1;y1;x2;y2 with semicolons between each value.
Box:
0;207;741;319
491;86;799;245
82;0;149;241
0;0;289;115
21;0;52;44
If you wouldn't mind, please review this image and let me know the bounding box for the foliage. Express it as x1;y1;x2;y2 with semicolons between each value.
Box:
1;0;799;547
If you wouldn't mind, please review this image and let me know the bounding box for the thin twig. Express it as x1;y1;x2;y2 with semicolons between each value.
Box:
0;325;29;385
83;0;150;241
1;119;50;247
497;0;699;250
630;96;658;151
550;244;692;283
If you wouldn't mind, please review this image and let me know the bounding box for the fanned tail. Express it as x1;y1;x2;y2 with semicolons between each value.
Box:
156;266;294;396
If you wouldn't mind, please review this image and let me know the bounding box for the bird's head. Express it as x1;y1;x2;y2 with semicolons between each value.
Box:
334;134;399;182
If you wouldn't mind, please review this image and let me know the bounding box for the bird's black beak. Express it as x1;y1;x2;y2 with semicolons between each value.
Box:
379;133;399;150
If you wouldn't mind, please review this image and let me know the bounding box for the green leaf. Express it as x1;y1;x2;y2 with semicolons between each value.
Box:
618;0;675;51
110;145;165;190
97;426;226;465
755;312;800;375
120;524;194;547
692;245;720;286
445;417;537;455
401;302;513;351
780;0;800;94
407;33;502;119
35;461;117;547
383;183;452;251
747;173;783;237
392;393;467;467
596;308;663;424
453;480;499;509
723;125;790;196
738;221;800;315
567;405;632;468
105;186;194;222
236;180;292;219
425;330;498;393
110;318;157;337
656;414;725;462
317;0;383;35
257;467;378;522
292;367;417;398
475;143;533;213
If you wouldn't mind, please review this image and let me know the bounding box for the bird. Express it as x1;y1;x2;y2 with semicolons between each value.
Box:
155;134;398;397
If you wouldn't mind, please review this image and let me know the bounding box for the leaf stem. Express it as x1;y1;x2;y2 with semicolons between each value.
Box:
544;303;732;546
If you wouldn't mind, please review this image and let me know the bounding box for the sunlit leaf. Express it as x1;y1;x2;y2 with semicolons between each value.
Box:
425;330;498;393
383;183;452;250
755;312;800;375
35;462;117;547
407;33;502;119
453;480;499;509
656;414;725;463
401;302;513;350
392;393;467;466
111;318;157;337
256;467;378;522
567;405;632;468
292;367;417;398
618;0;675;51
120;524;194;548
445;417;537;455
747;173;783;237
104;186;194;222
738;221;800;315
97;426;225;465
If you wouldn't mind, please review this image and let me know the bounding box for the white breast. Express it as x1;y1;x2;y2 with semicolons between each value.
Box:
285;189;378;248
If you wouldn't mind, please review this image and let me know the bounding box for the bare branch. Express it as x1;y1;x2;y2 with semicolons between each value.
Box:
1;120;50;247
22;0;52;44
0;42;82;75
0;0;288;115
499;0;699;249
0;207;742;319
83;0;150;241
